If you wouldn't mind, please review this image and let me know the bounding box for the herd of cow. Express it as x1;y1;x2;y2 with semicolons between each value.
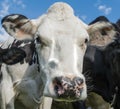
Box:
0;2;120;109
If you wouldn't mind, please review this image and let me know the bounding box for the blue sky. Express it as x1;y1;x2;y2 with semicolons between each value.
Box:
0;0;120;41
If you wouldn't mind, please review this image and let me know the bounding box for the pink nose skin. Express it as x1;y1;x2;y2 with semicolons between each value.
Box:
53;76;84;101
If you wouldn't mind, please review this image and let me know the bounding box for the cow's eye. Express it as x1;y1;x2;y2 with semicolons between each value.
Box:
101;29;107;35
78;38;88;50
85;38;88;44
36;35;49;47
40;39;48;47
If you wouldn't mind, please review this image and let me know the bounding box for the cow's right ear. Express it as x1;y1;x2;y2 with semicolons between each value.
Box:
1;14;37;40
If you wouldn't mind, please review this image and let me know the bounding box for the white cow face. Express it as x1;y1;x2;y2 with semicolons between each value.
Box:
1;2;115;101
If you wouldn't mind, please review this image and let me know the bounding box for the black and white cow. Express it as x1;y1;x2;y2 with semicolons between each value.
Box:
84;16;120;109
0;3;116;109
82;36;120;109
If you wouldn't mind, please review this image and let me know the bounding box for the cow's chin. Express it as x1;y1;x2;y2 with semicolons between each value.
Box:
43;82;87;102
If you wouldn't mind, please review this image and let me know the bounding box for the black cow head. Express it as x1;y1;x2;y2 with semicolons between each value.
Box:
116;19;120;28
105;37;120;87
89;16;109;25
0;47;26;65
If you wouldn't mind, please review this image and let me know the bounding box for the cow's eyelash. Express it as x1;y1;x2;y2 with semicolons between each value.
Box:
40;39;48;47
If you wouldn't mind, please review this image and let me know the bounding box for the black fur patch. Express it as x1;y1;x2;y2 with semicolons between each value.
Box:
0;47;26;65
11;39;37;65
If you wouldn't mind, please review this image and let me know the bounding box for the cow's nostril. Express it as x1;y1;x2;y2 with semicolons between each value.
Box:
53;77;65;95
73;77;84;85
48;61;58;69
55;85;59;91
53;77;62;86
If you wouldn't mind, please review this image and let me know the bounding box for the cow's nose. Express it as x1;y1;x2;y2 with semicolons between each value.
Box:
48;59;58;69
53;76;84;99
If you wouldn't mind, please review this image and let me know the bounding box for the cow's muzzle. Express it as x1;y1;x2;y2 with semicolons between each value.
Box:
53;76;84;101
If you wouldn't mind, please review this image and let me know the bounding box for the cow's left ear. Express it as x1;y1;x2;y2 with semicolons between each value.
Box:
87;22;116;40
1;14;38;40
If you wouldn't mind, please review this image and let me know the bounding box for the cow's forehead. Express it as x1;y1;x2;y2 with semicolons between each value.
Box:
37;17;88;42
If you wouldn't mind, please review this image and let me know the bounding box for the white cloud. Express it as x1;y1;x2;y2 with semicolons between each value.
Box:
98;5;112;15
12;0;26;9
0;0;10;41
0;0;10;18
94;0;112;15
0;28;10;41
94;0;102;7
80;15;87;21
